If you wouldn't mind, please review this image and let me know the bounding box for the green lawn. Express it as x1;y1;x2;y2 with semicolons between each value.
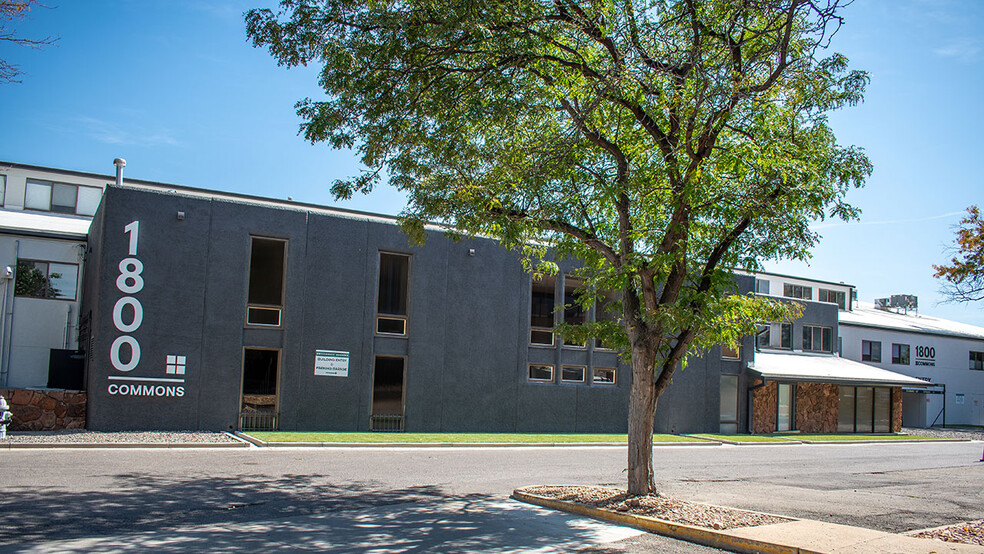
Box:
789;433;946;441
245;432;708;444
689;434;795;443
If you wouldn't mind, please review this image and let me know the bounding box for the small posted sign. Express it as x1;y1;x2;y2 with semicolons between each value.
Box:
315;350;349;377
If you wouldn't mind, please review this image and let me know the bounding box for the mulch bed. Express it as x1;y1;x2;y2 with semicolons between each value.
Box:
912;519;984;546
521;485;790;530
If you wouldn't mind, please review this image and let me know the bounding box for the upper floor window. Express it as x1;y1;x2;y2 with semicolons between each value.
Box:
971;351;984;371
530;275;556;345
802;325;832;353
0;174;6;206
783;283;812;300
721;344;740;360
757;322;792;349
377;252;410;335
818;288;846;309
14;259;79;301
755;279;770;294
892;343;910;365
24;179;102;216
861;340;881;363
246;236;287;326
563;276;586;347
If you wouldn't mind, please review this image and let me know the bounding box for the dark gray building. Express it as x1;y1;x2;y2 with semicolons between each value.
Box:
81;181;765;433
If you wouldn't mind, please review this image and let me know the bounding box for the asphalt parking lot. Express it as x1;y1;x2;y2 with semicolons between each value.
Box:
1;441;981;552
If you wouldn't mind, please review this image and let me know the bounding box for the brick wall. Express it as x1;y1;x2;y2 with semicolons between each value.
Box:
892;386;902;433
794;382;838;433
0;389;86;431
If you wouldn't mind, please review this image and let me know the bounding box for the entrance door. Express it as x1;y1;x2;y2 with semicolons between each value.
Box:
777;383;793;432
371;356;405;431
240;348;280;430
973;394;984;427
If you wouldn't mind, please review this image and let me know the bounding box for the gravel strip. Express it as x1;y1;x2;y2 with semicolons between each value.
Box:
913;519;984;546
0;430;239;445
902;426;984;441
522;485;790;530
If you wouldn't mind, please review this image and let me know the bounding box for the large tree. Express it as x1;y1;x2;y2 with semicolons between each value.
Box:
247;0;870;495
934;206;984;303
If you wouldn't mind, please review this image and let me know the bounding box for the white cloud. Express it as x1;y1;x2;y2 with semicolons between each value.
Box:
933;38;981;62
810;211;965;231
75;116;181;147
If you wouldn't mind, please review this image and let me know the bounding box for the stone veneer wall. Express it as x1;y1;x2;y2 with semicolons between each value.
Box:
794;382;838;433
891;386;902;433
0;389;86;431
751;380;777;434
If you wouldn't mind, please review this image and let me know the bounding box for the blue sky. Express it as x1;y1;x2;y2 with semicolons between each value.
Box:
1;1;982;325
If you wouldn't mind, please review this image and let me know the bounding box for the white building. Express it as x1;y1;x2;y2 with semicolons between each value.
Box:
0;162;109;389
839;303;984;427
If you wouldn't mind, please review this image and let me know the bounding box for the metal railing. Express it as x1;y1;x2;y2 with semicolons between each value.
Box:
239;410;278;431
370;414;404;432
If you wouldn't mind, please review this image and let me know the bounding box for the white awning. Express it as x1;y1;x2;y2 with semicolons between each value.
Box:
748;351;932;387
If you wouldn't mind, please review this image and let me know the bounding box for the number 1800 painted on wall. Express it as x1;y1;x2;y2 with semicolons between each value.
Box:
111;221;144;372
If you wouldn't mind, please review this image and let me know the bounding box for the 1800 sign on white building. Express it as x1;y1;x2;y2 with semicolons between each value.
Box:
106;221;187;398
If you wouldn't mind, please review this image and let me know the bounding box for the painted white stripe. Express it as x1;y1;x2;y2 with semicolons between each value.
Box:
107;376;185;383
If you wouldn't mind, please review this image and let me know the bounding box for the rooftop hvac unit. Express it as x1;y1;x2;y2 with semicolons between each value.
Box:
875;298;890;310
890;294;918;311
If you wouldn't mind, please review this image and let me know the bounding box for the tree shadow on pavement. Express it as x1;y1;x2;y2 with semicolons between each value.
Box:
0;473;636;552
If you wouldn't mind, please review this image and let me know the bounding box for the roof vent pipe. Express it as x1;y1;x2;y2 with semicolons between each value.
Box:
113;158;126;186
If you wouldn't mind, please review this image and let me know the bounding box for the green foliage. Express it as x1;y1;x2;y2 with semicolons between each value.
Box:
248;1;869;489
14;260;59;299
934;206;984;303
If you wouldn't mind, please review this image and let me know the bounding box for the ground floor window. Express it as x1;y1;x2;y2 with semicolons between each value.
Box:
561;365;585;383
371;356;406;431
528;364;554;382
777;383;794;431
592;367;615;385
240;348;280;431
838;386;891;433
720;375;739;434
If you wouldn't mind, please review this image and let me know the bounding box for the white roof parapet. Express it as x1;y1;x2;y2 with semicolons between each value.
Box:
0;210;91;240
748;350;932;387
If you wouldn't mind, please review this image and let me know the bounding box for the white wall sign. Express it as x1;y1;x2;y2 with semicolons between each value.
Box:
315;350;349;377
955;394;965;405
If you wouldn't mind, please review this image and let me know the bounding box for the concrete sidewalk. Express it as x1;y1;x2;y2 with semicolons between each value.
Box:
515;489;981;554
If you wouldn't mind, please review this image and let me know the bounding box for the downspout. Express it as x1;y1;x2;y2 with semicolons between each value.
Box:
0;239;18;387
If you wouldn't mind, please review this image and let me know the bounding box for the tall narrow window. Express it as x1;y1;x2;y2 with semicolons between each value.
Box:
530;275;556;345
780;323;793;349
777;383;793;432
563;276;586;346
0;174;6;206
756;324;770;348
720;375;739;434
246;237;287;326
376;253;410;335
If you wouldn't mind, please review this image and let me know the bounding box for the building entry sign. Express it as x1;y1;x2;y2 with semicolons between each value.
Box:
315;350;349;377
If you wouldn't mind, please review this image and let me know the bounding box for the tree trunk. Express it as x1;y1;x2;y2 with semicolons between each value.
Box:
627;342;657;495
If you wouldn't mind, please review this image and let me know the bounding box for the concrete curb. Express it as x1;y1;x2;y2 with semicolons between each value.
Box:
796;438;970;444
0;441;248;450
246;441;718;448
512;488;813;554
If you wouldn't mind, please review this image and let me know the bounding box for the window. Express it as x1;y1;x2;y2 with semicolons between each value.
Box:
802;325;832;352
861;340;881;363
971;351;984;371
757;322;792;349
780;323;792;349
838;386;891;433
755;279;770;294
721;344;740;360
593;291;619;350
561;365;585;383
783;283;812;300
592;367;615;385
528;364;553;382
246;237;286;326
14;260;79;300
891;343;910;365
377;252;410;335
838;336;843;357
0;174;5;206
777;383;794;432
530;275;556;345
24;179;102;216
720;375;739;434
563;276;586;347
818;288;846;309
